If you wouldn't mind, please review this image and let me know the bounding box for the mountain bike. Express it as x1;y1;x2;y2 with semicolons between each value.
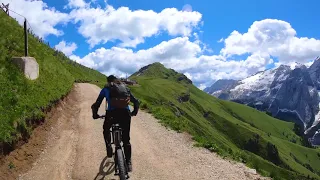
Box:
99;115;130;180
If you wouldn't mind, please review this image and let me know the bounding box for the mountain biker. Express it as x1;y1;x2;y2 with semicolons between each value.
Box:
91;75;140;172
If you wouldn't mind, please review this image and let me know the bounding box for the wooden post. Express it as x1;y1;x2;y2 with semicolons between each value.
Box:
6;4;9;15
1;3;9;15
24;18;28;57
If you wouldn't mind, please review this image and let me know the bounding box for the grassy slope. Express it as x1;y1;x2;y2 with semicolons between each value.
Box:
0;12;106;149
129;63;320;180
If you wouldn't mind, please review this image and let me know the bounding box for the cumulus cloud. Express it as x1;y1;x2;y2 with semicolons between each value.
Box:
65;0;87;9
220;19;320;64
2;0;70;38
183;52;272;86
73;16;320;88
70;36;272;88
8;1;319;89
71;37;201;75
193;32;213;54
69;5;202;48
55;41;78;56
198;84;206;90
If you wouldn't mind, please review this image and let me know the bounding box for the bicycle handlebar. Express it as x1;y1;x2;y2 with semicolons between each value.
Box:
95;111;137;120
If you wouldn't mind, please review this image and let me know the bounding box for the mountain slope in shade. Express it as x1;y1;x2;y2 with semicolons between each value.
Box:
309;56;320;89
269;66;319;140
206;59;320;146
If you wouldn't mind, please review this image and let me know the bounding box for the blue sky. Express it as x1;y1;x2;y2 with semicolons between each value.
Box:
4;0;320;89
45;0;320;57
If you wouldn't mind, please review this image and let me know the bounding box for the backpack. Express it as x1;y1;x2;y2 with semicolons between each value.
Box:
108;81;131;108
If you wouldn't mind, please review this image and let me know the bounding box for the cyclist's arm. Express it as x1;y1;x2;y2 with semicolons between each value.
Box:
129;89;140;113
91;89;105;116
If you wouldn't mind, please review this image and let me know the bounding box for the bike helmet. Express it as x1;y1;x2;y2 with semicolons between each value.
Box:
107;75;117;83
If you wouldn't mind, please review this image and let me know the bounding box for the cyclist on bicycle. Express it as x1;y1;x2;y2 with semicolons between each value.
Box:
91;75;140;172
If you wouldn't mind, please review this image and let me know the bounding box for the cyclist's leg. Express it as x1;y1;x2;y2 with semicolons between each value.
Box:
104;113;115;157
120;109;132;163
103;115;113;147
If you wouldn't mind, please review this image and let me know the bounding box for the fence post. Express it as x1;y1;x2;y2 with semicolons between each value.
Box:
1;3;9;15
24;18;28;57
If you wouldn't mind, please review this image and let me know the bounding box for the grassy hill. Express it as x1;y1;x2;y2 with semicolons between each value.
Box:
2;9;320;179
129;62;320;180
0;12;106;154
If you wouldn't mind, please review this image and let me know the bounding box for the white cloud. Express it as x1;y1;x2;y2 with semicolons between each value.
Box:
55;41;78;56
69;5;202;48
74;37;201;75
185;52;272;87
218;38;224;43
220;19;320;64
184;72;193;80
193;32;213;54
65;0;87;9
71;37;271;88
198;84;206;90
305;60;316;68
2;0;70;38
6;2;317;90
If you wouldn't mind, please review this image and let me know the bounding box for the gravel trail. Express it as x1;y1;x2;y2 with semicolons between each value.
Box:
6;83;268;180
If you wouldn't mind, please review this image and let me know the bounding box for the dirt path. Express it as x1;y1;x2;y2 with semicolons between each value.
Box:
4;83;268;180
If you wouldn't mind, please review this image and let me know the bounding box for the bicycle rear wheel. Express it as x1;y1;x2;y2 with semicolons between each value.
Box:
116;148;127;180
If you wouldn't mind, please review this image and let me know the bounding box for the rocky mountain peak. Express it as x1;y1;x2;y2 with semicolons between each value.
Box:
205;57;320;145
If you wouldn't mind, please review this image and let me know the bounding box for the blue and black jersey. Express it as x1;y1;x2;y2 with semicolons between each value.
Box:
92;85;139;112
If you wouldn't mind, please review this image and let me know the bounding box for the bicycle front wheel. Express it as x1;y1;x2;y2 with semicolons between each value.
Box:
116;148;127;180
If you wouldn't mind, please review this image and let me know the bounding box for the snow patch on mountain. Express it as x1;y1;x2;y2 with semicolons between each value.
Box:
290;62;305;70
206;59;320;145
310;130;320;145
233;70;275;92
212;90;222;96
227;65;291;102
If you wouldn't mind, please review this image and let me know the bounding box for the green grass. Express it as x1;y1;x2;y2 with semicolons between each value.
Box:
129;63;320;180
2;10;320;180
0;12;106;151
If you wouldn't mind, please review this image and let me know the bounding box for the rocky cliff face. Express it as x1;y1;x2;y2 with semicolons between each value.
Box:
311;130;320;145
268;66;318;128
308;57;320;90
205;59;320;145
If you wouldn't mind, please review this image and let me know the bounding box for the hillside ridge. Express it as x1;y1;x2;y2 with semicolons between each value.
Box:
0;11;107;155
129;62;320;180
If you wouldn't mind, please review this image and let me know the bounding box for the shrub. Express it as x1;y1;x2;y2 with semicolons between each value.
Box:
244;134;261;154
266;142;281;165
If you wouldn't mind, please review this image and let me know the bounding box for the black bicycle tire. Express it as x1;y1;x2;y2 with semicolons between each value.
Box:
116;148;127;180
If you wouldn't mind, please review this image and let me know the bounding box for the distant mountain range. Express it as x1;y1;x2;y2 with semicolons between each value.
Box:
204;57;320;146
